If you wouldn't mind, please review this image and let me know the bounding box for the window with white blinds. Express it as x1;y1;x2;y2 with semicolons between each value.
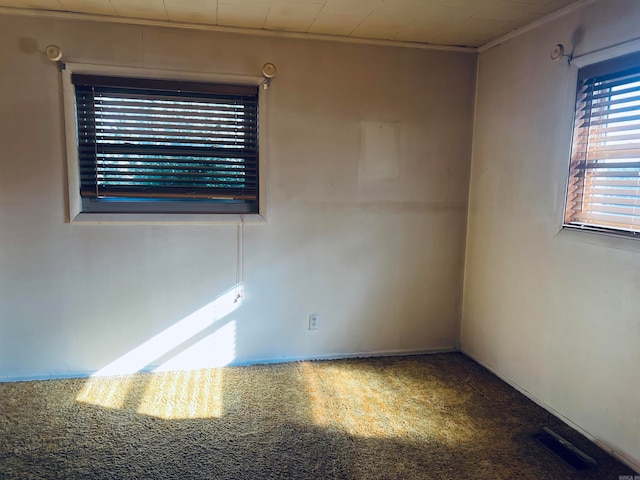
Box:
565;52;640;237
72;74;259;214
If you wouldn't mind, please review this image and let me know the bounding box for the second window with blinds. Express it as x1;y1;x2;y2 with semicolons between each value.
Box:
70;74;259;215
564;51;640;238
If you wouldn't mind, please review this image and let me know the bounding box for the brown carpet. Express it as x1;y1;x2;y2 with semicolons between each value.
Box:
0;353;633;479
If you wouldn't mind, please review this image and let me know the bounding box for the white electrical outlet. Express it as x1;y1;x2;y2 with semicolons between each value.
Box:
308;314;318;330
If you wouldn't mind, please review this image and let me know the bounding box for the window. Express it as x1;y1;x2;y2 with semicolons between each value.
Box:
564;51;640;237
70;73;259;215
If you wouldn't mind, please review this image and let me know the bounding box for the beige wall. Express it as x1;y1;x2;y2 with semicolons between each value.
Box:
0;15;476;378
462;0;640;469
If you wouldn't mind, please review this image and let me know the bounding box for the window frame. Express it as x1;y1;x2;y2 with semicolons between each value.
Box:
62;63;268;224
562;40;640;240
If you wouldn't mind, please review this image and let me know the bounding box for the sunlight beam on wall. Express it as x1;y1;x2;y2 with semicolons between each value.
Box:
153;320;236;372
91;285;242;377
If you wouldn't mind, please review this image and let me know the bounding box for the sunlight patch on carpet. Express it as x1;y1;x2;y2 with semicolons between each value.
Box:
137;368;224;419
76;376;134;410
300;361;475;443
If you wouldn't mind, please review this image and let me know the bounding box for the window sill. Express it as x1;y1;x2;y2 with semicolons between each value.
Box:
561;223;640;240
70;212;266;225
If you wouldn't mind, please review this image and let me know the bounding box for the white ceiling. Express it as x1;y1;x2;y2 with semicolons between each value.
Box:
0;0;582;48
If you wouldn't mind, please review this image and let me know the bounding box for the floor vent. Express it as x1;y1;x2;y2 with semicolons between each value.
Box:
533;427;598;470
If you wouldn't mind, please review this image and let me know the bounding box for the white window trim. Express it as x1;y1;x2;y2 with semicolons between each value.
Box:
62;63;268;224
570;38;640;69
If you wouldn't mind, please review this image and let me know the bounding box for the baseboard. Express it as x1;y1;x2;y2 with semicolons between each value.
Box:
0;347;459;383
229;347;460;367
0;370;99;383
460;348;640;473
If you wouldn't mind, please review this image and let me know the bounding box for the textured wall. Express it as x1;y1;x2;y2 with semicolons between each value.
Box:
462;0;640;469
0;15;476;378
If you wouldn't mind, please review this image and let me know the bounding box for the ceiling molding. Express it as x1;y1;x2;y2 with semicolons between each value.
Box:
478;0;601;53
0;6;477;54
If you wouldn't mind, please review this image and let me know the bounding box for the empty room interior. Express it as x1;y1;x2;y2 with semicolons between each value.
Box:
1;0;639;478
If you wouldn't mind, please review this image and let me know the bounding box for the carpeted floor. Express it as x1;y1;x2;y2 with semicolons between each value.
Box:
0;353;633;479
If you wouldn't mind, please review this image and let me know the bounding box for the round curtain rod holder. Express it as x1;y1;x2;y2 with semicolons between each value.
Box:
45;44;62;62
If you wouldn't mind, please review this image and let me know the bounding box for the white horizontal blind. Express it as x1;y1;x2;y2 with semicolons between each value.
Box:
565;52;640;236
